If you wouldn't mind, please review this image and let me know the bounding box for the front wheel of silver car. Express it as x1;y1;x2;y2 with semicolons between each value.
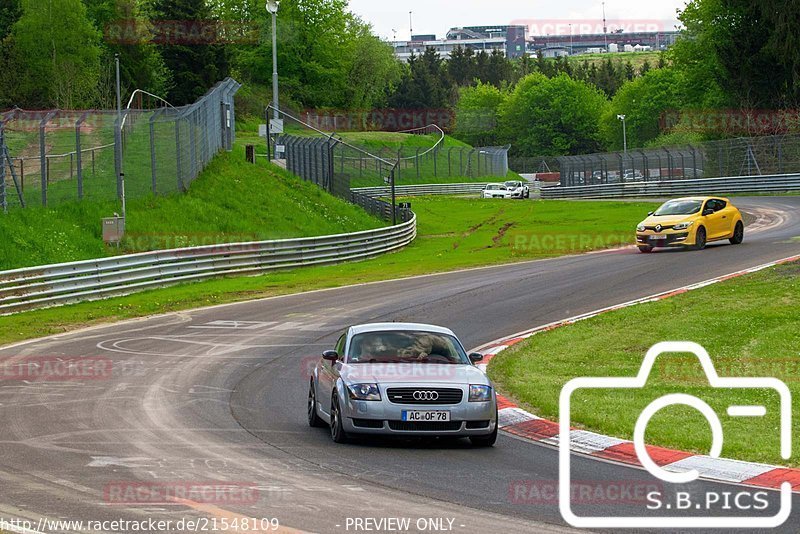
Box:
329;393;349;443
469;409;498;447
308;380;325;428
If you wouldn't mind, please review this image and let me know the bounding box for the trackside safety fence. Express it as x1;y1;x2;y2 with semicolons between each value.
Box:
0;78;241;211
542;173;800;199
0;216;417;314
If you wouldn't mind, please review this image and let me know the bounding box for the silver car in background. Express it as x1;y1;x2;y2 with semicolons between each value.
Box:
308;323;498;446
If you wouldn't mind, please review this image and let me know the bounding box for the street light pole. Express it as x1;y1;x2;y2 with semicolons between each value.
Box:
569;23;573;56
115;53;126;226
617;114;628;159
267;1;280;120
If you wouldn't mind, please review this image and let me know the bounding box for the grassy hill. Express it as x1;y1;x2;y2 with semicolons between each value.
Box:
0;142;384;270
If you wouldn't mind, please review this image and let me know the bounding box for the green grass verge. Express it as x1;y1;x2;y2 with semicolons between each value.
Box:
489;261;800;466
0;197;657;347
0;142;384;270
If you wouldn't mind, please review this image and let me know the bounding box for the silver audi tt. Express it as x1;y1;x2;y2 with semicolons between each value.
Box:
308;323;498;446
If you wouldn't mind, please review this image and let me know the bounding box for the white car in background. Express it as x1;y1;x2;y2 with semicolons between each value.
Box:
504;180;530;199
482;184;512;199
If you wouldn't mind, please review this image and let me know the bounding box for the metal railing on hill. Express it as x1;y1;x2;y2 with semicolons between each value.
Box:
0;215;417;314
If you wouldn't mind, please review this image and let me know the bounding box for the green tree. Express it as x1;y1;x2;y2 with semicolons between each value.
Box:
344;26;400;109
484;49;512;87
600;68;686;150
454;81;506;146
0;0;21;40
6;0;102;108
448;46;476;86
390;48;453;109
84;0;170;107
497;73;609;157
153;0;229;104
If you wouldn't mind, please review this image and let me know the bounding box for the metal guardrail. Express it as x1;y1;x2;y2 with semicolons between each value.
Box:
0;216;416;314
353;183;489;198
542;173;800;199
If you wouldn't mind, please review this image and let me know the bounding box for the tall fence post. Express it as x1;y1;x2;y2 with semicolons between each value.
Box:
0;124;6;213
75;112;88;200
39;112;56;206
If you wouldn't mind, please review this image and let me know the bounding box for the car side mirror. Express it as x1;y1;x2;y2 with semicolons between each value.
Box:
703;209;714;216
647;211;654;216
322;350;339;362
469;353;484;363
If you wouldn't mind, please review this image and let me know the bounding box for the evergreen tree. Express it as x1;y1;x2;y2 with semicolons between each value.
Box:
485;49;511;87
448;46;476;86
153;0;229;104
84;0;170;107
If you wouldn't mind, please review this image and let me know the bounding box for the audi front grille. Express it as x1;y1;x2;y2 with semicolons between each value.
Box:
386;387;464;405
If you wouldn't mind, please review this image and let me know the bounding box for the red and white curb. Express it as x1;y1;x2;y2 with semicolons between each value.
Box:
474;253;800;493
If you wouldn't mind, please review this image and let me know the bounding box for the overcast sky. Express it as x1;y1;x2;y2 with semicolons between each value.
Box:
347;0;689;41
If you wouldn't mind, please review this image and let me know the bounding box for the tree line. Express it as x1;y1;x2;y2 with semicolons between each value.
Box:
0;0;399;110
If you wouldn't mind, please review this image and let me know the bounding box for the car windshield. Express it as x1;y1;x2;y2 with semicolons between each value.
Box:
654;200;703;216
348;331;470;365
505;181;520;187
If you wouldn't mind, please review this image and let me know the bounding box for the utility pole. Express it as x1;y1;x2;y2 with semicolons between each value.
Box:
267;1;281;120
602;2;608;51
409;11;413;39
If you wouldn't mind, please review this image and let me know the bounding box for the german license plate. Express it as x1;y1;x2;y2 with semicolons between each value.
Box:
401;410;451;422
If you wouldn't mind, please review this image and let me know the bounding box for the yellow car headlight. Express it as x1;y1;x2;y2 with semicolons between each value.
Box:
673;222;695;231
636;224;646;232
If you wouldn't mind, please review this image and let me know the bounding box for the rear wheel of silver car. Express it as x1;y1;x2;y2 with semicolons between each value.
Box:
329;393;349;443
730;221;744;245
470;409;498;447
308;380;324;428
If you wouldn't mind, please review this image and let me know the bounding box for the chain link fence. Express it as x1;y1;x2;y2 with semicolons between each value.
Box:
0;78;240;212
556;133;800;187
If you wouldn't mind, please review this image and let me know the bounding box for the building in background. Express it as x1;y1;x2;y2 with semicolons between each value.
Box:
392;25;527;62
391;24;680;61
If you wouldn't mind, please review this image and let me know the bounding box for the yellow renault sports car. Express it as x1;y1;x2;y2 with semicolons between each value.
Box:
636;197;745;253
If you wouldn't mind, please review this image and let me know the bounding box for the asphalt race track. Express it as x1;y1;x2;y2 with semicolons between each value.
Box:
1;197;799;534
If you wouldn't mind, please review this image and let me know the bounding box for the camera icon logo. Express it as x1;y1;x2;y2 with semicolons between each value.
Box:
559;342;792;529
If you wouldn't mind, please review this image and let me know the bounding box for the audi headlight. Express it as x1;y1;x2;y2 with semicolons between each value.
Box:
673;221;694;231
469;384;492;402
636;224;646;232
347;383;381;401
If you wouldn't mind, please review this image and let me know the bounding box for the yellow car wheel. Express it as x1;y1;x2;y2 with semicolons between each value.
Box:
693;226;707;251
730;221;745;245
